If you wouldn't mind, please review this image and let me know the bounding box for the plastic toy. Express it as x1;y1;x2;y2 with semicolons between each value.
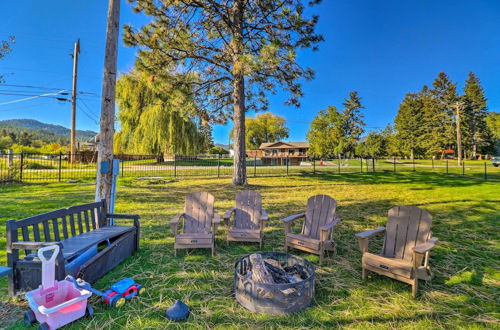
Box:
24;245;93;330
66;276;144;307
165;300;190;322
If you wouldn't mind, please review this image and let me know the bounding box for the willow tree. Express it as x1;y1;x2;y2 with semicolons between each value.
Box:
115;70;202;156
124;0;322;185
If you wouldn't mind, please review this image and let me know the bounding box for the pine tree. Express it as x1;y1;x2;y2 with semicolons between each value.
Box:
462;72;488;158
394;91;426;159
340;91;365;156
123;0;322;185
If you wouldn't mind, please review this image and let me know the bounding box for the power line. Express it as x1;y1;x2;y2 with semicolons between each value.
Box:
0;89;69;106
0;101;54;112
0;83;68;91
79;98;100;119
77;103;99;125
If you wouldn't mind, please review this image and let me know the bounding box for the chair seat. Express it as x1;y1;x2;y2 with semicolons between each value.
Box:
286;233;320;250
228;228;261;240
362;252;413;278
175;232;213;245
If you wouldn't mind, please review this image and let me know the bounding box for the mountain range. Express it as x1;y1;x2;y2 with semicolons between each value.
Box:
0;119;98;143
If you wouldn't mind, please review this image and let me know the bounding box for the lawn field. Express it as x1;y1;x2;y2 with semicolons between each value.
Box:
0;172;499;329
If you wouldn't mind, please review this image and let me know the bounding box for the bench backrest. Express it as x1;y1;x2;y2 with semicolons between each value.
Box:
7;199;108;256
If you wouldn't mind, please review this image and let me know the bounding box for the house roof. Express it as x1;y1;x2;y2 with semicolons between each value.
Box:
259;141;310;149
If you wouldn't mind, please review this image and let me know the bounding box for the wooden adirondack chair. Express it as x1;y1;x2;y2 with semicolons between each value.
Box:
355;205;438;297
282;195;340;264
170;192;220;256
223;190;269;248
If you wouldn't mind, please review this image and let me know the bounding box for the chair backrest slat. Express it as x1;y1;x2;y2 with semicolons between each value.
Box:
302;195;337;239
234;190;262;230
183;192;215;234
383;206;432;261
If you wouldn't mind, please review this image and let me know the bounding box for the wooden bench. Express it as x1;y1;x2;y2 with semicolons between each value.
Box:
6;199;140;296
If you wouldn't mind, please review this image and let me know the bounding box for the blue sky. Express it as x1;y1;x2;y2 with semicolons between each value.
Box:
0;0;499;144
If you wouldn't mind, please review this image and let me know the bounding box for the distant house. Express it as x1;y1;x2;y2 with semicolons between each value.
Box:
259;141;310;165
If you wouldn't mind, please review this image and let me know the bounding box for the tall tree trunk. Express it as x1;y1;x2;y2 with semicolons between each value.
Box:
231;0;246;186
232;73;246;185
410;148;414;160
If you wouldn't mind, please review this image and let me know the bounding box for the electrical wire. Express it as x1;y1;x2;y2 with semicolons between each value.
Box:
0;89;69;106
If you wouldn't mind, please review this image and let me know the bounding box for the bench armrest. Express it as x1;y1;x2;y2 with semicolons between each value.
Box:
413;238;438;254
11;241;60;250
106;213;140;220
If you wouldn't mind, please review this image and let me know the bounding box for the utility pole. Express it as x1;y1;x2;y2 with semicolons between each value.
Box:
70;39;80;164
96;0;120;205
456;102;463;166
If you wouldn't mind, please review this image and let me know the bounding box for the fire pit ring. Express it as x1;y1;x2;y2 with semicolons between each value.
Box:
234;252;315;315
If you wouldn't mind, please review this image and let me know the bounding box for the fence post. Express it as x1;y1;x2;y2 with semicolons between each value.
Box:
286;156;289;176
19;152;24;182
338;157;340;174
462;161;465;176
432;158;434;169
173;155;177;178
58;152;62;182
254;155;257;177
7;149;13;167
360;157;363;173
484;162;487;181
393;157;396;172
121;158;125;177
446;159;448;174
217;153;221;178
313;158;316;174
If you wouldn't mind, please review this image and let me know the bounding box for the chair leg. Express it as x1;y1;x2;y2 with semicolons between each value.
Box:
319;250;324;265
212;246;215;257
259;240;262;249
174;248;177;257
412;279;418;298
362;267;367;280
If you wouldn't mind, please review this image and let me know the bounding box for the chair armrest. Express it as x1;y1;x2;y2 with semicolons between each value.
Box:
223;208;236;220
320;217;341;231
11;241;60;250
319;218;341;241
170;213;185;235
355;227;386;239
413;238;438;254
213;213;221;233
355;227;386;253
282;212;306;223
260;209;269;221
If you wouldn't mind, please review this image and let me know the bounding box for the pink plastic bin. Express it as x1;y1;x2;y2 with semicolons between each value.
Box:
25;245;92;330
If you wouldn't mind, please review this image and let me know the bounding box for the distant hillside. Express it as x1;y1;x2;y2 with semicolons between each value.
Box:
0;119;97;144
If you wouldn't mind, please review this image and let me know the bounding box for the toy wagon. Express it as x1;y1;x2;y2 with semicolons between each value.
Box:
24;245;93;330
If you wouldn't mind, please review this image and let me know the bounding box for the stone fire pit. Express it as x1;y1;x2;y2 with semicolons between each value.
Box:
233;252;315;315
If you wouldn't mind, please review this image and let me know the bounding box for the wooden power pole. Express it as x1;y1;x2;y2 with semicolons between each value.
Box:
70;39;80;164
96;0;120;204
456;102;463;166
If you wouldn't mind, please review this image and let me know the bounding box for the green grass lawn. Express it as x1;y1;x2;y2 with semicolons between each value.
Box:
0;172;499;329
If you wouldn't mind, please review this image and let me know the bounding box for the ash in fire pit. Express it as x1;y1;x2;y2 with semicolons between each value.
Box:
234;252;315;315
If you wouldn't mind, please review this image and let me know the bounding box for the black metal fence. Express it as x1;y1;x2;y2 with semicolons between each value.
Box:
1;152;499;184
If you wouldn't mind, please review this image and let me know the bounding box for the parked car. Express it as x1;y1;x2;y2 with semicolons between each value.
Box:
491;156;500;167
